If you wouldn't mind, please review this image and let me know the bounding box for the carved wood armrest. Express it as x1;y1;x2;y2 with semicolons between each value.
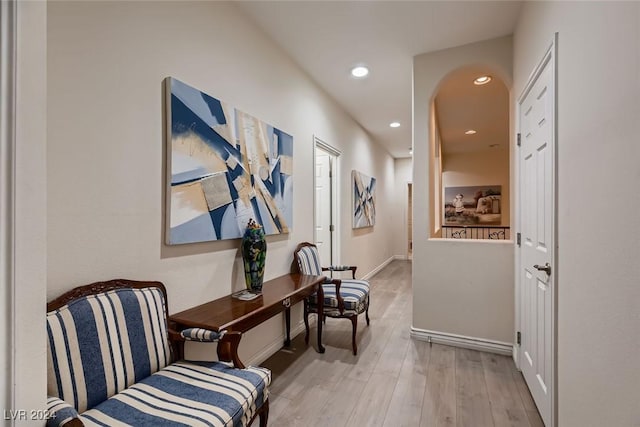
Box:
217;331;245;369
167;328;186;361
169;328;245;368
324;278;345;314
46;396;82;427
168;328;185;343
322;265;357;279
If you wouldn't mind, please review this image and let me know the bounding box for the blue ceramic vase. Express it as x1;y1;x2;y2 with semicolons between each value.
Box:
241;219;267;292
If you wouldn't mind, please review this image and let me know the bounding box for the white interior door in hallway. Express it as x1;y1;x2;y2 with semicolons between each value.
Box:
517;36;557;427
314;140;339;266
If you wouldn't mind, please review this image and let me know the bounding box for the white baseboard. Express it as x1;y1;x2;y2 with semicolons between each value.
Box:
410;327;513;356
512;345;519;368
247;257;402;365
246;320;310;366
362;256;395;280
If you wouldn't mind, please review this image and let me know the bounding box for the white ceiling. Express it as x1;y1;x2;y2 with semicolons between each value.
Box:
237;1;522;159
435;66;510;155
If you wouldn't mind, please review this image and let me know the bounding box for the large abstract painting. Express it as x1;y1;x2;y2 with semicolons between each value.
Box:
166;78;293;244
352;170;376;229
444;185;501;225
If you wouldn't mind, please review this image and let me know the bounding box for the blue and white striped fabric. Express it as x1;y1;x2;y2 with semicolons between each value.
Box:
78;361;271;427
297;246;370;315
46;287;172;413
296;246;323;276
309;280;370;315
46;396;79;427
181;328;226;342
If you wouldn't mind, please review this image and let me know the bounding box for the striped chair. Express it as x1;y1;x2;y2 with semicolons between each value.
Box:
46;279;270;427
293;242;370;355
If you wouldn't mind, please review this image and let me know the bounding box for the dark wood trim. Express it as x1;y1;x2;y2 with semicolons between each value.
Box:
217;331;245;369
322;265;357;279
167;327;185;361
284;307;291;346
325;278;345;314
47;279;167;312
254;398;269;427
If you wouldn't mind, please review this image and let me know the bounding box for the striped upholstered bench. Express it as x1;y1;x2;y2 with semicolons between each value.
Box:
46;279;270;427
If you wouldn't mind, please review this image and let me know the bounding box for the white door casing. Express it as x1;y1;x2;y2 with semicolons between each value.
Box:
313;137;340;267
517;35;557;427
315;152;332;263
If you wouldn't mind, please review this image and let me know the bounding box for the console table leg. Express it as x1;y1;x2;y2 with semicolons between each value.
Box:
317;286;325;353
284;307;291;347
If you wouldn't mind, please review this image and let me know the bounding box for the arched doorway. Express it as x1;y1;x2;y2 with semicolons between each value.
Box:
430;66;510;240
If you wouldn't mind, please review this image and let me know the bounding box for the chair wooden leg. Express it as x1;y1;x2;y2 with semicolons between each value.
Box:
258;399;269;427
365;295;370;326
317;311;325;353
303;302;310;345
350;315;358;356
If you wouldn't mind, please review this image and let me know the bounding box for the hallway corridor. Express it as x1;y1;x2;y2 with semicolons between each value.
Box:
262;260;543;426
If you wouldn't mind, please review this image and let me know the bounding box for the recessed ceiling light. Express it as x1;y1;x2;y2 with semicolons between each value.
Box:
351;66;369;78
465;129;477;135
473;75;492;85
389;122;401;128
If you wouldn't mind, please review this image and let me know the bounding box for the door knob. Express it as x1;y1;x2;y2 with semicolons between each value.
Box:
533;263;552;275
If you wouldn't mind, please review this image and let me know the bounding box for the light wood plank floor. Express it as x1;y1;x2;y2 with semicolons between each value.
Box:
261;260;544;427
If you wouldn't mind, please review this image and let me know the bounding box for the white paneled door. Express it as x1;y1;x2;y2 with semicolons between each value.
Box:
315;151;332;264
518;38;557;427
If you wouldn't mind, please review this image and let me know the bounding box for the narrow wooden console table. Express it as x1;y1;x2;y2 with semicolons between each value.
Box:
170;273;328;353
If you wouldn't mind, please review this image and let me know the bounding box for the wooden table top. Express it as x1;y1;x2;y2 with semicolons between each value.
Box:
169;273;326;333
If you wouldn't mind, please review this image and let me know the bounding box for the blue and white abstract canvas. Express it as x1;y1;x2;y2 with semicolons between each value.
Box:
166;78;293;244
352;170;376;229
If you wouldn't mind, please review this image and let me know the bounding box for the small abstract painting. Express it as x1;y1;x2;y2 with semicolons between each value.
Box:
165;77;293;244
444;185;501;225
352;170;376;229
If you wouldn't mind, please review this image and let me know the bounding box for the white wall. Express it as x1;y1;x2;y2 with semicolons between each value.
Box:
413;240;514;342
341;136;396;274
47;1;396;364
515;3;640;425
442;149;510;226
392;157;412;257
0;0;13;413
14;0;48;422
412;36;515;345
